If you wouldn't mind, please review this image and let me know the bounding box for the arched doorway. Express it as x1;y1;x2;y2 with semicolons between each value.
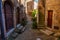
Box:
16;7;20;24
4;1;14;32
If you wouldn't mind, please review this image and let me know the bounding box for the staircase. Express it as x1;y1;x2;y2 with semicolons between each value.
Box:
37;12;45;28
40;29;54;35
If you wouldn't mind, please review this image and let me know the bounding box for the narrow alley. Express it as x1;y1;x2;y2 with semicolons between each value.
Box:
15;17;55;40
1;0;60;40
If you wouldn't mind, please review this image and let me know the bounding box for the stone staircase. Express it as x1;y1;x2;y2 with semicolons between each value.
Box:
40;29;54;35
38;12;45;28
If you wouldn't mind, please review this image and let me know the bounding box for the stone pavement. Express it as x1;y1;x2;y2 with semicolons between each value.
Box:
15;20;56;40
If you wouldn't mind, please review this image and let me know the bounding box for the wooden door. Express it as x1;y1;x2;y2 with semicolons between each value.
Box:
4;2;13;32
47;10;53;28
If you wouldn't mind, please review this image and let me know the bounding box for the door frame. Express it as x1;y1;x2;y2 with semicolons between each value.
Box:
47;10;53;29
16;7;20;25
3;0;14;37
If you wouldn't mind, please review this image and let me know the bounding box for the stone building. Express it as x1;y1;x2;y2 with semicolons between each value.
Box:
37;0;60;36
43;0;60;36
27;0;34;16
37;0;45;28
45;0;60;32
1;0;27;39
2;0;15;36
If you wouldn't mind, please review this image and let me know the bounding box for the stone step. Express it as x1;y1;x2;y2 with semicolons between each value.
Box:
11;32;18;38
54;32;60;37
16;24;21;28
40;29;53;35
7;28;15;37
18;26;23;30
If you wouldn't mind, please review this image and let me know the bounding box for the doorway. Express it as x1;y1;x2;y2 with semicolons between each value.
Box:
47;10;53;28
4;1;14;32
16;7;20;24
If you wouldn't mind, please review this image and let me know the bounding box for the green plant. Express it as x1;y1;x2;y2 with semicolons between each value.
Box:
32;9;38;29
32;10;36;17
21;19;27;26
32;9;38;17
32;17;36;21
32;21;37;29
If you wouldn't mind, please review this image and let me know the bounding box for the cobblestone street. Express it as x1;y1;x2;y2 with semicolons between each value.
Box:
15;19;55;40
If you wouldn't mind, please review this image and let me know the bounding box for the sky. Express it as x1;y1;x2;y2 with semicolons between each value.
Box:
34;0;38;9
34;0;38;3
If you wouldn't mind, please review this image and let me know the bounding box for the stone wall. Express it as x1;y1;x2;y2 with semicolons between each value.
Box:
38;0;45;15
27;1;34;16
45;0;60;30
37;0;45;28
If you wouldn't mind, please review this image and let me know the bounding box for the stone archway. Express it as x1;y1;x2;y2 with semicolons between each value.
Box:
16;7;20;24
4;0;14;32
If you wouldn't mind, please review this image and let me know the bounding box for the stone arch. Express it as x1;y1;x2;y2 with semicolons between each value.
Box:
3;0;14;32
16;7;20;24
